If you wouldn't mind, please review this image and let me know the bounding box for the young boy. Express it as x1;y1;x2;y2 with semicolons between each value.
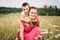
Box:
15;2;30;40
20;2;30;22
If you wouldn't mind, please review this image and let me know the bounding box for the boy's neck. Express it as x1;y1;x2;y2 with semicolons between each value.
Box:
25;13;29;16
23;11;28;16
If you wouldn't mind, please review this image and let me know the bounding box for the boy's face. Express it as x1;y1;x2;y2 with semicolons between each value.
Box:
29;9;37;19
22;5;29;14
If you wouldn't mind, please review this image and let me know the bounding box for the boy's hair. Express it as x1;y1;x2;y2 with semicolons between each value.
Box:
22;2;29;7
29;7;37;12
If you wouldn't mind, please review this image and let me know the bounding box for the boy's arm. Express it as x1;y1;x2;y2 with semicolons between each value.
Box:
30;18;37;22
20;15;25;21
20;15;30;23
31;17;40;26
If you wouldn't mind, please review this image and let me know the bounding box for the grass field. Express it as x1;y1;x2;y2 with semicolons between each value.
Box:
0;13;60;40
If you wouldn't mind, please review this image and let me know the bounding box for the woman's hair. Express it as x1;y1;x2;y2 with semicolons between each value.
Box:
29;7;37;12
28;7;37;16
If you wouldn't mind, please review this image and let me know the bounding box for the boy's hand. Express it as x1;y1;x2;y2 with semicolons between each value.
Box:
31;18;37;22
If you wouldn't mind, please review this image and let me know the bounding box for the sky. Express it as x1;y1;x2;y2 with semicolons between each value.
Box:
0;0;60;8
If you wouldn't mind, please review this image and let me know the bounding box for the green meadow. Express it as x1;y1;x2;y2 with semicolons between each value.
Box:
0;13;60;40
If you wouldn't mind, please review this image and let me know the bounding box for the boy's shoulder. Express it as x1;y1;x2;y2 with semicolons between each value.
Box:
21;11;25;16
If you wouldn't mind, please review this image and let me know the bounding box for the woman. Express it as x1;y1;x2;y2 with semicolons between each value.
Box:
18;7;43;40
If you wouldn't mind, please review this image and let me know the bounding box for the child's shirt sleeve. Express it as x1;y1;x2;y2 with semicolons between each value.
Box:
20;11;25;16
20;11;25;20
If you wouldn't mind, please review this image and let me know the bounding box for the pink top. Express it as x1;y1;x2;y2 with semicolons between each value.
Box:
21;20;36;33
17;18;44;40
21;17;39;33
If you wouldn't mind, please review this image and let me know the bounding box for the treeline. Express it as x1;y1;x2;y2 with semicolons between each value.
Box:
38;5;60;16
0;5;60;16
0;7;21;14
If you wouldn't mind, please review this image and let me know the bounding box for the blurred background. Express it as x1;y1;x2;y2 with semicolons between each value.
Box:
0;0;60;40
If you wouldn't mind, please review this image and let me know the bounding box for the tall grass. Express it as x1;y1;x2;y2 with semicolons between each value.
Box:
0;13;20;40
0;13;60;40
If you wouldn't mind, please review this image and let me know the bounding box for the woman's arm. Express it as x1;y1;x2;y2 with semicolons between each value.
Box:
36;17;40;27
20;19;24;40
36;18;40;27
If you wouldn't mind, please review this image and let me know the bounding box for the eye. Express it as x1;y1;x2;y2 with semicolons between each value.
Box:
26;8;29;10
27;8;28;10
23;9;25;11
34;13;36;14
31;12;33;13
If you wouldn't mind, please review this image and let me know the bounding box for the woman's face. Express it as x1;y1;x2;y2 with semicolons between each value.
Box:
29;9;37;19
